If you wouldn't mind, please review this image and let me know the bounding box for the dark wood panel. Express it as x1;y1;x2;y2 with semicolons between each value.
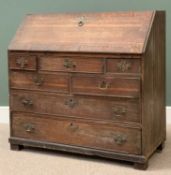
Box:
9;52;37;70
107;58;141;74
72;75;140;98
9;137;146;163
12;113;141;154
10;71;69;93
10;91;140;123
142;11;166;158
39;56;104;73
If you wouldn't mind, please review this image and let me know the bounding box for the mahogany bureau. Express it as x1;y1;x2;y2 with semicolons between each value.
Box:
8;11;166;170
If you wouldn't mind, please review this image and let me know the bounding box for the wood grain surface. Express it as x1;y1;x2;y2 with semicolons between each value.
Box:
8;11;154;53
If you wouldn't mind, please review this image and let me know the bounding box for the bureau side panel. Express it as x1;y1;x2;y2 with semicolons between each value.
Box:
142;11;166;157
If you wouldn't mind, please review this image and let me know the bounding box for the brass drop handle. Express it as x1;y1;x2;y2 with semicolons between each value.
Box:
117;60;131;72
68;122;79;132
65;98;77;108
16;57;28;68
63;59;76;69
114;134;127;145
99;80;110;90
22;99;33;106
33;76;44;86
112;106;126;118
24;123;35;133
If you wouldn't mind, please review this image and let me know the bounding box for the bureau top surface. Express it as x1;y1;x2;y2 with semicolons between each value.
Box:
9;11;155;54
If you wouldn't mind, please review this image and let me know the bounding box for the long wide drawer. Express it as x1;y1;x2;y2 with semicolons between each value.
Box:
11;91;140;123
10;71;69;93
72;75;140;98
12;113;141;154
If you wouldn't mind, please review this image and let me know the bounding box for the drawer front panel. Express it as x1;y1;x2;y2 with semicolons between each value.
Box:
9;53;37;70
11;92;140;123
39;56;104;73
72;75;140;98
10;72;69;93
12;113;141;154
107;59;141;74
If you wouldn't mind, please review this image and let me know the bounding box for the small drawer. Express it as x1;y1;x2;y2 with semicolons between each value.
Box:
106;59;141;74
72;75;140;98
39;56;104;73
9;53;37;71
10;72;69;93
11;92;140;123
12;113;141;154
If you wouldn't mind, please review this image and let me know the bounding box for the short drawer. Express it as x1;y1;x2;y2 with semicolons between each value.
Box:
72;75;140;98
11;91;140;123
10;72;69;93
9;52;37;70
12;113;141;154
39;56;104;73
106;58;141;74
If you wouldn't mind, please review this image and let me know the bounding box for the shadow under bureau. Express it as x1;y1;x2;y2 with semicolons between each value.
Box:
8;11;166;170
